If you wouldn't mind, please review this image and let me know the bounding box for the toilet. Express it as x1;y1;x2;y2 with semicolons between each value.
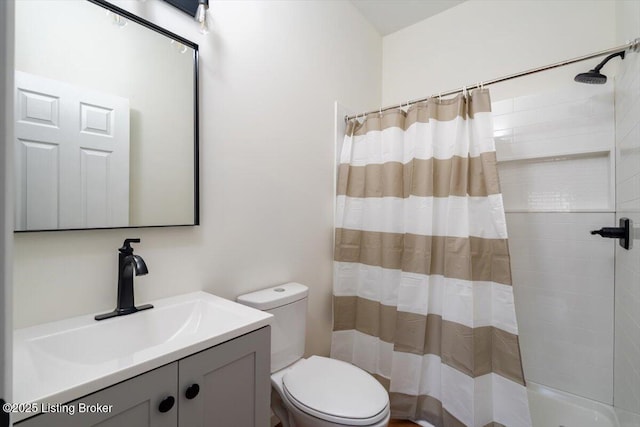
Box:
237;283;390;427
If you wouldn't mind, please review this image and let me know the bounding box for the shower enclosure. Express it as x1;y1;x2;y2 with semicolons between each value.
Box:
336;33;640;427
492;44;640;427
334;38;639;427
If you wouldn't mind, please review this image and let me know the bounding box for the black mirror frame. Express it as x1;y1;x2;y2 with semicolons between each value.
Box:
15;0;200;232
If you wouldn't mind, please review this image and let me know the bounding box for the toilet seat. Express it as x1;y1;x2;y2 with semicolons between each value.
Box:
282;356;389;426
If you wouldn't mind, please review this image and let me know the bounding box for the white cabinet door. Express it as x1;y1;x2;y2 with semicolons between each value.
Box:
14;71;130;230
16;363;178;427
178;327;271;427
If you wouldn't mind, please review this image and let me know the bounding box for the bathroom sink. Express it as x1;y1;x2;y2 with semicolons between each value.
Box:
13;291;272;422
26;296;234;364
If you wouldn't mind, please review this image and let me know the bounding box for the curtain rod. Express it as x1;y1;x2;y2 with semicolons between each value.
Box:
345;38;640;122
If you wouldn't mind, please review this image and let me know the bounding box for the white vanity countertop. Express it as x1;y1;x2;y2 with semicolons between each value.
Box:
13;291;272;422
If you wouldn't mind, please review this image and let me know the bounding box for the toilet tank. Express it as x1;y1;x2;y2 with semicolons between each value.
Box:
237;283;308;373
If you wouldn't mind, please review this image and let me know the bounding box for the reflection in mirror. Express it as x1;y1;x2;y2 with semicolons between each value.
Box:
14;0;199;231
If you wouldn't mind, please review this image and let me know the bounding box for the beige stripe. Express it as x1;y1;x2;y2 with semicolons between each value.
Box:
333;295;357;331
334;229;512;286
348;90;493;136
372;373;390;391
389;392;417;420
389;393;466;427
491;327;526;387
337;152;500;198
442;408;467;427
332;296;525;385
332;296;397;342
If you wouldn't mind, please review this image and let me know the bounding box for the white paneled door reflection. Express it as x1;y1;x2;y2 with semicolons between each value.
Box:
14;71;130;230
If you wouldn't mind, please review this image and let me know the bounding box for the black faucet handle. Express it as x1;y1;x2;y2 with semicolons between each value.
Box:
120;238;142;254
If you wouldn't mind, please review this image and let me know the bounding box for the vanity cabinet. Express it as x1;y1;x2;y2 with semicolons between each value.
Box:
16;363;178;427
16;327;271;427
178;326;271;426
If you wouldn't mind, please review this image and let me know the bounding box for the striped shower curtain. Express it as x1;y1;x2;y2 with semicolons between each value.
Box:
331;90;531;427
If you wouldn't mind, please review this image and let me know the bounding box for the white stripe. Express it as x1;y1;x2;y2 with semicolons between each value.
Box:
473;373;494;427
492;373;532;427
441;368;532;427
334;263;519;333
340;133;353;165
396;272;444;318
330;329;355;363
389;349;425;396
441;363;474;426
333;262;400;306
336;195;508;239
330;330;393;380
352;330;381;374
343;114;496;166
331;331;530;426
419;353;444;398
489;282;519;335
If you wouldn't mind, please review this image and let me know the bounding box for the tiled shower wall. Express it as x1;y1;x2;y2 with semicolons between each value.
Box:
493;83;616;404
613;45;640;415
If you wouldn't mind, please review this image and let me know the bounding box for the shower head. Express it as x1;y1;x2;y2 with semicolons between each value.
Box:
574;70;608;84
574;50;625;84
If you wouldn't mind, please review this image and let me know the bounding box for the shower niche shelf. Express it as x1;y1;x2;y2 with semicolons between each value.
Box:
495;148;613;164
497;149;614;212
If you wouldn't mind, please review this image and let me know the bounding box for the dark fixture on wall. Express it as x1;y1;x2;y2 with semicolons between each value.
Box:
163;0;209;34
591;218;632;250
574;50;625;84
95;238;153;320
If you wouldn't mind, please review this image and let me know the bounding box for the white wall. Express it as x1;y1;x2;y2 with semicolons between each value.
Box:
382;0;617;104
12;0;382;361
1;0;13;412
614;0;640;416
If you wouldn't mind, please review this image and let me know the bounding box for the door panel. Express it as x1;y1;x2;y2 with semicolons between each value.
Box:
14;71;130;230
16;363;178;427
17;139;58;230
178;327;271;427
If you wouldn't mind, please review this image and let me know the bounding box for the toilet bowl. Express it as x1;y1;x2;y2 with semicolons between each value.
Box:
237;283;391;427
272;356;390;427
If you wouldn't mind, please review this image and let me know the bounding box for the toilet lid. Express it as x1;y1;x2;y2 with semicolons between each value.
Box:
282;356;389;424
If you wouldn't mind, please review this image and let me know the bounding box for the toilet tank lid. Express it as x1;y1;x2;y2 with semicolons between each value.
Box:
237;282;308;310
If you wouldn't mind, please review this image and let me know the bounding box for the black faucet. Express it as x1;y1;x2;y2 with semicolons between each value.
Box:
95;238;153;321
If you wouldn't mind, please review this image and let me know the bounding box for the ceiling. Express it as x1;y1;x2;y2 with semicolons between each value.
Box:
350;0;466;36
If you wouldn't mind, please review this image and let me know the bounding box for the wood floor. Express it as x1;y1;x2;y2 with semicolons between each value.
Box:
276;419;419;426
389;420;420;426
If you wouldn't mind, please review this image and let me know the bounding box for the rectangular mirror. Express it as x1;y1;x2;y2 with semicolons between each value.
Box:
14;0;199;231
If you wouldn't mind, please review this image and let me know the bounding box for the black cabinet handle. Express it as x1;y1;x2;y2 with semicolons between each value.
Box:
158;396;175;413
185;383;200;399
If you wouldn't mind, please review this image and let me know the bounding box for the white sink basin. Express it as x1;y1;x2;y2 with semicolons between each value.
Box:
13;291;272;422
27;298;229;364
